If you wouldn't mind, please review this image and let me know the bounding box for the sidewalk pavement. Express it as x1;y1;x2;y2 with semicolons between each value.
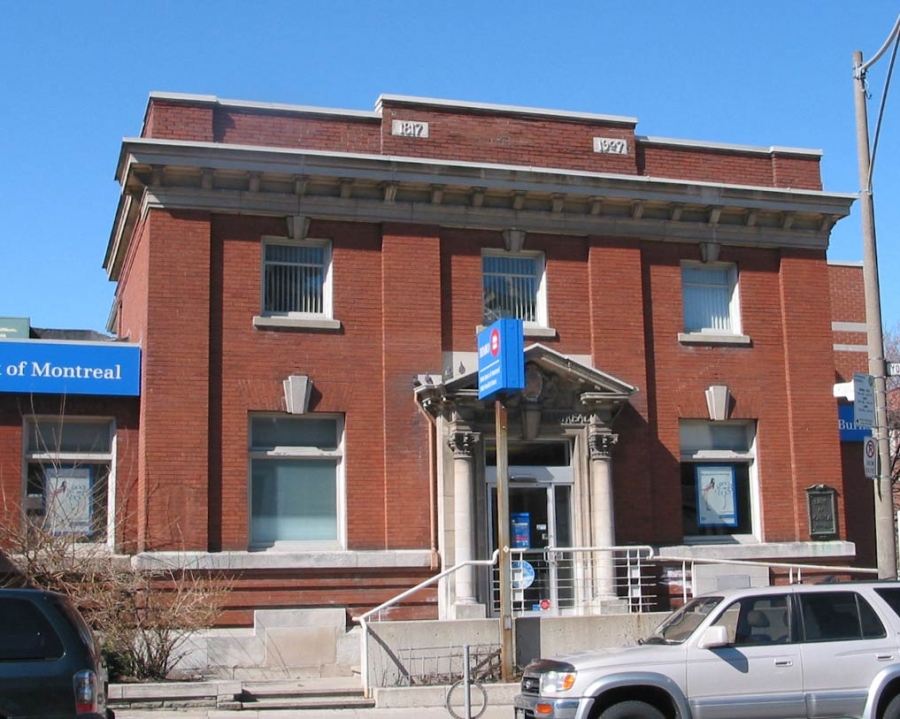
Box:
114;706;513;718
109;677;517;717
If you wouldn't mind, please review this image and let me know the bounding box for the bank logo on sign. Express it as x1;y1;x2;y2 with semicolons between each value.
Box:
477;319;524;400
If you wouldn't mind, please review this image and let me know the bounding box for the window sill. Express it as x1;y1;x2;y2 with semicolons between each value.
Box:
678;332;751;346
131;549;434;571
253;316;342;331
657;540;856;561
525;326;557;339
476;325;557;339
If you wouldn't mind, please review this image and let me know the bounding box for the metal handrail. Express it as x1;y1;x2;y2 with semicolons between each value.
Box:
355;550;499;697
543;545;655;557
659;555;879;604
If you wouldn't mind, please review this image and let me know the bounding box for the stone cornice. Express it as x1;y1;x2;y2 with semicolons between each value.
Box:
106;138;855;280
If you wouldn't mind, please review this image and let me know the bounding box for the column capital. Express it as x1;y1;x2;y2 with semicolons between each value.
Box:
448;430;481;459
589;431;618;460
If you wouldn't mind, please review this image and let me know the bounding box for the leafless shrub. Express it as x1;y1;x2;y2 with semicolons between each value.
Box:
0;507;230;680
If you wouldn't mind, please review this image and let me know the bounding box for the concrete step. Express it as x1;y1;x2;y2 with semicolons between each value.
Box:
240;678;363;698
235;695;376;710
228;678;373;711
110;677;371;711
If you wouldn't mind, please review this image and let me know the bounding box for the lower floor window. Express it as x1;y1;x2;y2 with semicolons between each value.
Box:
23;418;113;542
680;420;757;540
681;463;752;536
249;414;344;548
251;459;338;543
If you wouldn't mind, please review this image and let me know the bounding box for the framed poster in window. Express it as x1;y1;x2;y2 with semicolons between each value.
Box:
45;466;93;536
696;465;737;527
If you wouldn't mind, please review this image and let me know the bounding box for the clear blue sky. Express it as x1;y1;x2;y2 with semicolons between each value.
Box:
1;1;898;334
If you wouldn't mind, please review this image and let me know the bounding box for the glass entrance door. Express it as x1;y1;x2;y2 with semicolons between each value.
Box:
485;440;574;616
489;483;572;615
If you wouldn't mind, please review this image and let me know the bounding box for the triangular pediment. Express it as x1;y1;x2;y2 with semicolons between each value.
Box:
431;343;637;409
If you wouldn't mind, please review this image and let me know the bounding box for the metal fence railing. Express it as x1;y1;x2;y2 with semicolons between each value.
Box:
490;547;880;617
492;546;656;616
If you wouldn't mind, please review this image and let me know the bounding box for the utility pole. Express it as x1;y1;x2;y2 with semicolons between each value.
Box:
852;16;900;578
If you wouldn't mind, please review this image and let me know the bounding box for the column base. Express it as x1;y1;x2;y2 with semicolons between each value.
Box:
450;602;487;619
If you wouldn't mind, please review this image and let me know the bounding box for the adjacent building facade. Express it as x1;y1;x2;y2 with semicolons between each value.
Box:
3;93;872;635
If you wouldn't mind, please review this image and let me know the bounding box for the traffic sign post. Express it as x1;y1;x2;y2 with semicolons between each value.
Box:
476;319;524;682
864;436;878;479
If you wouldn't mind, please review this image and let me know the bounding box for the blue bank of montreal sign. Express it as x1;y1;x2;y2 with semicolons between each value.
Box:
0;341;140;397
477;319;524;400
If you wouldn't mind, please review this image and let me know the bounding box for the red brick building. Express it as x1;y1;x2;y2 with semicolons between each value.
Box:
5;94;873;640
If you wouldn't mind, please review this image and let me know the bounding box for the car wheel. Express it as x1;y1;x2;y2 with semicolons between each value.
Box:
883;694;900;719
599;700;666;719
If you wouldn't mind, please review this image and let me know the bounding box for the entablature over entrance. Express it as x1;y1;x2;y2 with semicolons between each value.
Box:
414;344;637;434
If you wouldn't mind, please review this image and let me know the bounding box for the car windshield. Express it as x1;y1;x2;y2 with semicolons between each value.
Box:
643;596;722;644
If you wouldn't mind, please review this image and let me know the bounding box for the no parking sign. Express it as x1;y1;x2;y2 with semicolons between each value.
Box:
864;436;878;479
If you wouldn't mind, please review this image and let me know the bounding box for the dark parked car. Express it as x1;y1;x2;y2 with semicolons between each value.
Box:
0;588;112;719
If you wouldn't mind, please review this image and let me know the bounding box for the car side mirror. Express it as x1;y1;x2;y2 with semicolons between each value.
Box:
697;625;730;649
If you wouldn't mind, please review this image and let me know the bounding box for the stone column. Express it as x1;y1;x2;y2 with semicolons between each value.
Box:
589;429;618;602
448;429;482;615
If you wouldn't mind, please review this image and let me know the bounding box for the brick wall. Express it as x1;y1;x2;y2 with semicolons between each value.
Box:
138;210;212;551
214;108;381;153
142;100;213;142
380;224;442;549
586;237;655;542
140;95;820;191
826;261;874;566
380;103;637;175
829;263;866;324
638;144;822;190
778;250;846;540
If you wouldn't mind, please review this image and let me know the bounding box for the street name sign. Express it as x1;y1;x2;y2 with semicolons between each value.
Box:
888;362;900;377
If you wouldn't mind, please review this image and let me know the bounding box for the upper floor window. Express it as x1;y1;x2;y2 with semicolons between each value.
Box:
483;251;547;327
23;418;115;543
249;414;344;549
261;238;332;319
681;263;742;336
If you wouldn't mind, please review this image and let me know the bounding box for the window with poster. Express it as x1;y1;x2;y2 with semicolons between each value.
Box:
23;418;114;542
680;420;758;540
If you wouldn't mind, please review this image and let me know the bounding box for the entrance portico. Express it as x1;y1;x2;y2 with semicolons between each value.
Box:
415;344;637;618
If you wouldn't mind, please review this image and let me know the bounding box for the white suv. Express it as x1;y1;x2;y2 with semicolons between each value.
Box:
515;582;900;719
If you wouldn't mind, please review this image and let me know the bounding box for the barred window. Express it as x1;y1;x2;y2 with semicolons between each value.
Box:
262;239;332;317
483;252;547;326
